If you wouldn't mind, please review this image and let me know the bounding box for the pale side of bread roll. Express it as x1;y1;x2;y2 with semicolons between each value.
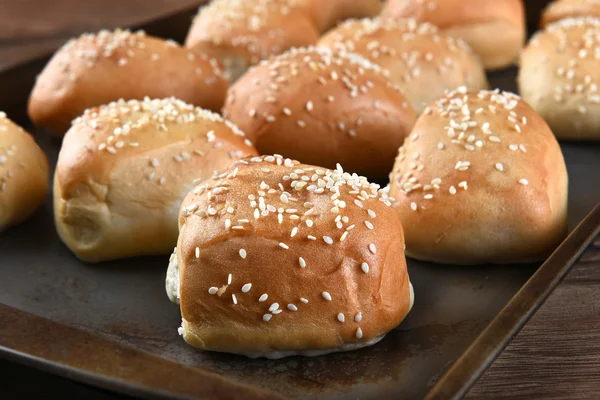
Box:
185;0;320;82
0;113;49;231
318;18;489;114
166;156;413;358
381;0;526;70
541;0;600;27
54;98;257;263
388;87;568;265
29;29;228;136
223;47;417;180
519;17;600;140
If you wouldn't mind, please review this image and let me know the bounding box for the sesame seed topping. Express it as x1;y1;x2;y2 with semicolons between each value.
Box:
195;247;200;258
300;298;309;304
368;243;377;254
337;313;345;323
279;242;289;249
356;328;363;339
228;274;232;285
323;236;334;245
367;209;376;218
355;312;363;322
299;257;307;268
519;178;529;185
361;262;369;273
364;221;374;230
232;294;238;305
449;186;457;195
263;314;272;322
239;249;247;259
410;202;418;211
495;163;504;172
269;303;280;312
241;283;252;293
287;304;298;311
322;291;332;301
259;294;268;302
208;287;218;295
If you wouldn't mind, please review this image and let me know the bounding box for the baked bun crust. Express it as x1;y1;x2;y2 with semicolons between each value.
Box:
185;0;320;82
28;29;228;137
54;98;257;262
223;47;417;179
297;0;383;32
389;87;568;265
0;113;49;231
166;155;413;358
541;0;600;28
318;18;489;114
519;17;600;140
381;0;526;70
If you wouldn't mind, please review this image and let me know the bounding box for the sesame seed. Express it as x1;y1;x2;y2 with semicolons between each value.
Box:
340;231;349;241
519;144;527;153
438;142;445;150
356;328;363;339
279;242;289;249
308;235;317;240
323;236;334;245
449;186;457;195
509;144;519;151
368;209;376;218
239;249;247;259
232;294;238;305
361;262;369;273
269;303;280;312
337;313;345;323
228;274;232;285
519;178;529;185
355;312;363;322
322;292;332;301
208;287;218;295
458;181;468;190
495;163;504;172
259;294;268;302
242;283;252;293
300;298;309;304
287;304;298;311
306;101;313;111
368;244;377;254
364;221;374;230
273;309;283;315
424;194;433;200
263;314;272;322
410;202;418;211
489;136;501;143
195;247;200;258
299;257;306;268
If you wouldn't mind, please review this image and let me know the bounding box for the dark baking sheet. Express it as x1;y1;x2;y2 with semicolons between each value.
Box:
2;1;600;399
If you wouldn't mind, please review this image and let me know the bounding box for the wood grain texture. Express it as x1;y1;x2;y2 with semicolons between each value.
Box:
0;0;204;72
467;236;600;399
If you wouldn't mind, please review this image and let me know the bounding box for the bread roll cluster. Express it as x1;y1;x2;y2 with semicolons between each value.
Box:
7;0;583;359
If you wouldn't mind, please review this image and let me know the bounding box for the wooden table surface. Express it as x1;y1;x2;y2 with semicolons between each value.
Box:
2;1;600;399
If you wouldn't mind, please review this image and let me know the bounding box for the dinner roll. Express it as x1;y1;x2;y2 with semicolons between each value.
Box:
28;29;228;137
388;87;568;265
519;17;600;140
54;98;257;263
185;0;320;82
381;0;526;70
296;0;383;32
0;113;49;231
223;47;417;179
318;18;489;114
541;0;600;27
166;155;414;358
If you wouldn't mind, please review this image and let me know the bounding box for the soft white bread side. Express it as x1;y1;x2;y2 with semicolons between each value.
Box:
0;113;49;231
389;87;568;265
167;156;413;358
519;17;600;140
223;46;417;180
541;0;600;27
54;98;257;262
381;0;526;70
318;18;489;114
28;29;228;137
185;0;320;82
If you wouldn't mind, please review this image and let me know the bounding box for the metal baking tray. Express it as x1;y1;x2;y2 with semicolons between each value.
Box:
1;1;599;399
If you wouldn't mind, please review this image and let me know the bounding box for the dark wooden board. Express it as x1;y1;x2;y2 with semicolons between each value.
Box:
1;1;600;399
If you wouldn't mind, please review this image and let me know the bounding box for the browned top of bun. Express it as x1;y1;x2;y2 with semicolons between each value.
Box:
175;155;411;354
297;0;383;31
318;18;488;113
382;0;524;30
223;46;417;179
28;29;228;136
541;0;600;27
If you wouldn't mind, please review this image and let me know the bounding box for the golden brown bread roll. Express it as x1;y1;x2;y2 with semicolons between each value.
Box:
54;98;257;262
318;18;489;114
166;155;414;358
388;87;568;264
185;0;320;82
223;47;417;179
381;0;526;70
519;17;600;140
29;29;228;137
0;113;49;231
541;0;600;27
296;0;383;31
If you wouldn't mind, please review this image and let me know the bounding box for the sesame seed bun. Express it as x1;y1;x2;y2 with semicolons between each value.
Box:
166;156;413;358
389;87;568;265
28;29;228;137
185;0;320;82
223;47;417;180
0;113;49;231
380;0;526;70
318;18;489;114
519;17;600;140
541;0;600;28
54;98;257;263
